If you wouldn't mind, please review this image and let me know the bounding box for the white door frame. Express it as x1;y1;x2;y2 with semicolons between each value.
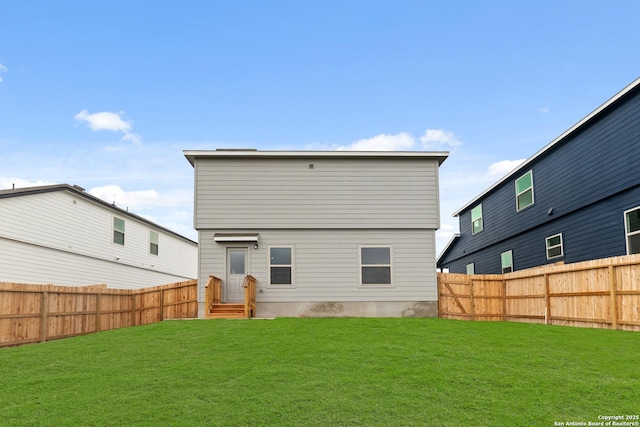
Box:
225;247;249;303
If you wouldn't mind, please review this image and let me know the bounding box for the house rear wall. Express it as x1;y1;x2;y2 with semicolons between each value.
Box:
198;229;438;317
194;157;440;230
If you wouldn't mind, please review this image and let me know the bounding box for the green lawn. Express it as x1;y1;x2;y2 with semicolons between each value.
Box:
1;318;639;426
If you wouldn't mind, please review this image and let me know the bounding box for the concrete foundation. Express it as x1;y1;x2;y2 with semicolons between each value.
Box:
255;301;438;318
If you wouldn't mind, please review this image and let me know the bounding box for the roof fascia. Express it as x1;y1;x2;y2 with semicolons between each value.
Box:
436;233;461;265
183;150;449;166
0;184;197;245
452;76;640;217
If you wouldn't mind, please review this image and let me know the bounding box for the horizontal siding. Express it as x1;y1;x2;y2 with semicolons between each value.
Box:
194;157;440;229
0;238;192;289
442;186;640;273
0;191;197;281
441;84;640;268
198;229;437;304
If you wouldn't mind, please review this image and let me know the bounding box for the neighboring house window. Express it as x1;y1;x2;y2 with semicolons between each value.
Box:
501;250;513;274
624;207;640;255
113;217;125;245
360;246;392;286
515;171;534;211
545;233;563;259
270;247;293;285
466;263;475;275
150;231;159;255
471;204;483;234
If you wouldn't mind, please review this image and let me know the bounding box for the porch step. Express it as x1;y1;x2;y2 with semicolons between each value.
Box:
207;303;246;319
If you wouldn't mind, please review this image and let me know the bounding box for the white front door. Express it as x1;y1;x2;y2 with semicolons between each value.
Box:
226;248;248;302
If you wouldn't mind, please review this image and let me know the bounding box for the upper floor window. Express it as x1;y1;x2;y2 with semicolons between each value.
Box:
471;204;483;234
269;247;293;286
501;250;513;274
150;231;159;255
515;170;534;211
624;207;640;255
360;246;392;286
113;217;125;245
545;233;563;259
466;263;475;275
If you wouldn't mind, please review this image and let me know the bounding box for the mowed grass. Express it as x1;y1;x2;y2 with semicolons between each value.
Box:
1;319;639;427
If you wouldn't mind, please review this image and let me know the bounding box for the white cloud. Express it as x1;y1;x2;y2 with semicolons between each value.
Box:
75;109;142;144
121;132;142;145
75;110;131;132
310;128;461;153
89;185;160;209
488;159;526;177
337;132;416;151
420;129;462;149
538;106;550;113
88;185;196;240
0;63;7;82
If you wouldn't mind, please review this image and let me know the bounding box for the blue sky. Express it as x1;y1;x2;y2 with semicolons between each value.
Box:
1;1;639;253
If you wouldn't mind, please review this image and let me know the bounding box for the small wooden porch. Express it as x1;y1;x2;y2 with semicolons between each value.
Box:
205;275;256;319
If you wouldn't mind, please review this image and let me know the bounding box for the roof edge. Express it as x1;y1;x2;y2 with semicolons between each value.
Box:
0;184;197;245
184;150;449;166
436;233;460;265
452;76;640;217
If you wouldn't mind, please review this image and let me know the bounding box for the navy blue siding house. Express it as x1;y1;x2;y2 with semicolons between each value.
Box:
438;77;640;274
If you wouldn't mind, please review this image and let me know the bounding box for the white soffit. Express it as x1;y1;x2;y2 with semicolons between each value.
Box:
213;233;259;242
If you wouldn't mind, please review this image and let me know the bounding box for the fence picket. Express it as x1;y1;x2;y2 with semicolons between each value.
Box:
0;280;198;347
439;254;640;332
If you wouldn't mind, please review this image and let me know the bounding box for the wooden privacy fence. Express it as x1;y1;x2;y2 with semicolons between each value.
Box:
0;279;198;347
438;254;640;331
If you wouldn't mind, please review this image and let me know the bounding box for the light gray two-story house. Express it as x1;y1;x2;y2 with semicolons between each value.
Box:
184;149;448;318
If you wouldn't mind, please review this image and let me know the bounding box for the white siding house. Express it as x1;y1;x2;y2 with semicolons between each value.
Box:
184;150;448;318
0;184;197;289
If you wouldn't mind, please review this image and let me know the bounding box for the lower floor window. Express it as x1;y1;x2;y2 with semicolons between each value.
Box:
501;250;513;274
545;233;563;259
269;247;293;285
466;263;475;275
625;207;640;255
360;246;392;285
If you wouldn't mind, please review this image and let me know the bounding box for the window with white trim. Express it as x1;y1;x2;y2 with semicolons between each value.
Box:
150;231;159;255
471;204;483;234
466;263;475;275
113;217;125;245
360;246;392;286
515;171;534;211
501;250;513;274
624;207;640;255
269;247;293;285
545;233;563;259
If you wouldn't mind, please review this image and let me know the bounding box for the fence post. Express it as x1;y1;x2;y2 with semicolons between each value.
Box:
468;275;475;321
95;292;101;332
131;292;137;326
608;265;618;330
437;275;442;318
502;278;507;321
40;291;48;343
544;274;551;325
160;289;165;321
